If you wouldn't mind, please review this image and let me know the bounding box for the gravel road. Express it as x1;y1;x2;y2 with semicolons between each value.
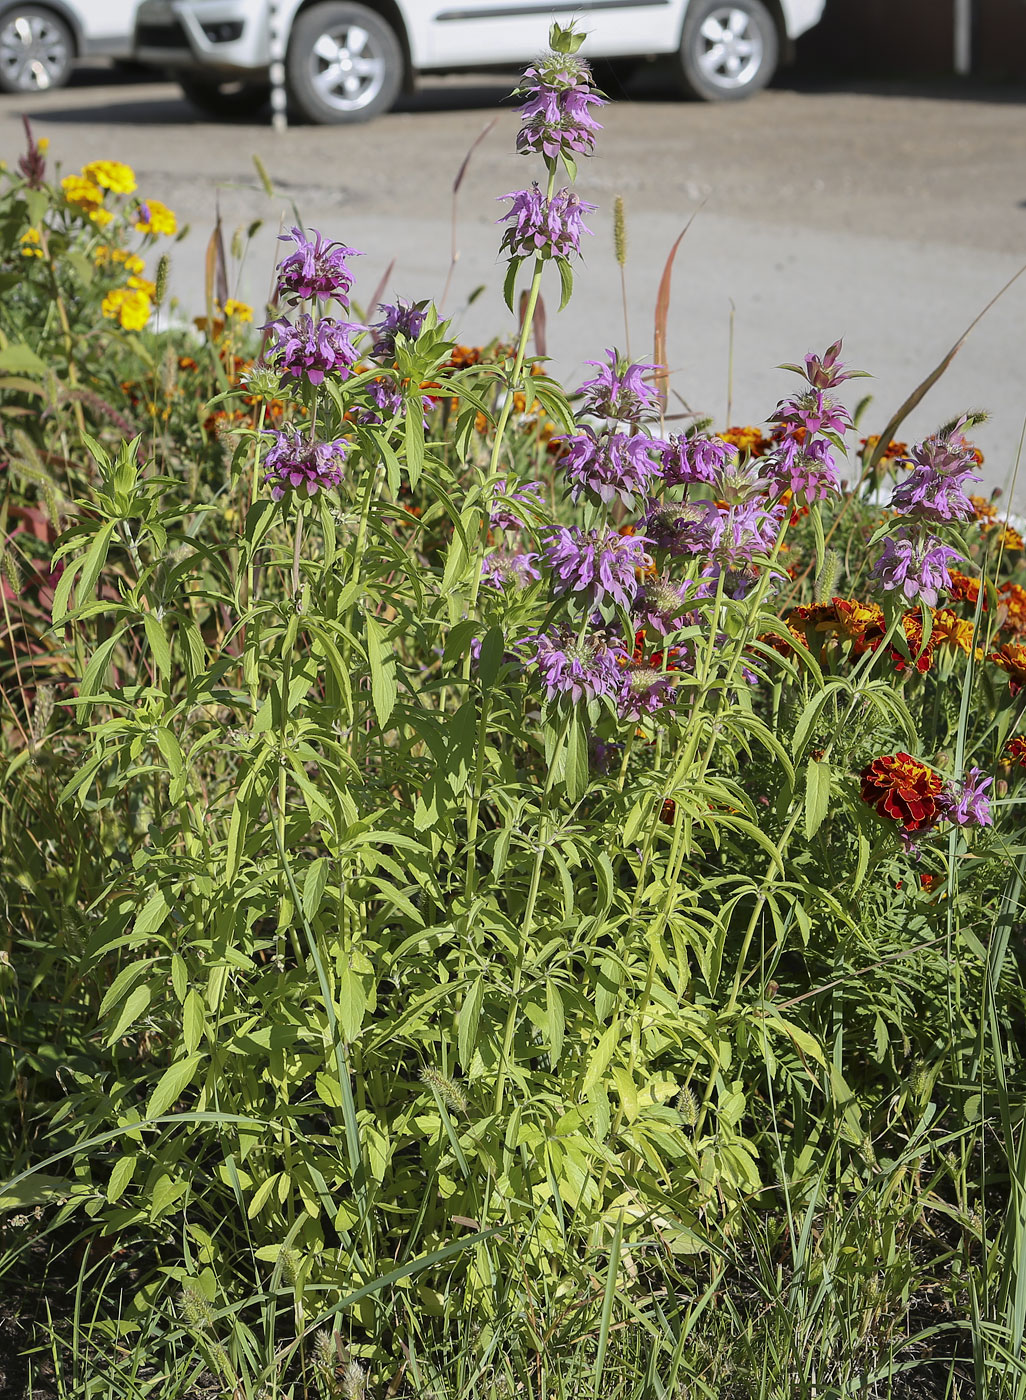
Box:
3;65;1026;498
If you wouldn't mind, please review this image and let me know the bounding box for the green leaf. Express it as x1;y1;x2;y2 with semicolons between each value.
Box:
133;889;170;938
583;1020;620;1093
458;974;484;1071
365;613;397;729
302;858;330;922
146;1053;204;1118
338;963;367;1043
183;990;205;1054
546;981;565;1065
106;1154;137;1204
144;613;172;683
0;343;47;376
556;257;574;312
99;959;153;1019
564;710;588;802
804;759;832;840
105;983;152;1046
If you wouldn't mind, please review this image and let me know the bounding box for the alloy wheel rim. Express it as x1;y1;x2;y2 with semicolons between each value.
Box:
0;12;69;90
695;7;763;89
306;23;386;112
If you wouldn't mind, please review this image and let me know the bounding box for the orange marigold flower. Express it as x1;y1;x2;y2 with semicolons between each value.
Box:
718;425;769;456
860;435;909;463
919;872;940;891
970;494;998;522
787;602;840;634
447;344;482;369
888;611;934;674
948;571;981;605
833;597;885;643
990;642;1026;695
860;752;942;833
1005;734;1026;768
995;525;1024;551
658;798;676;824
999;583;1026;636
931;607;974;654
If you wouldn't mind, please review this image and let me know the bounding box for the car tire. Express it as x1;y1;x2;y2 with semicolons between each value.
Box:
679;0;778;102
286;1;403;125
0;4;74;93
178;75;271;119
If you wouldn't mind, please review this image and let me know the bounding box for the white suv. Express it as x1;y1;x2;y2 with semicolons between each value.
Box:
0;0;139;91
133;0;826;123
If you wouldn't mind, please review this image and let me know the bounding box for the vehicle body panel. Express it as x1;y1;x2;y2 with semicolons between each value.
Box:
134;0;826;79
0;0;138;54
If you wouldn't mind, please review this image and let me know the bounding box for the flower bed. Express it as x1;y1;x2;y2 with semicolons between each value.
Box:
1;29;1024;1400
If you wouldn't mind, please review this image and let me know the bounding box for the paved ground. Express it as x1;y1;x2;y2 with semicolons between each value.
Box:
3;63;1026;499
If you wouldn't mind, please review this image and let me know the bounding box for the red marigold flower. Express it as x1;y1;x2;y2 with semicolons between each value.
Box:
659;798;676;824
948;570;982;605
1005;734;1026;768
990;642;1026;695
1001;582;1026;635
859;752;943;833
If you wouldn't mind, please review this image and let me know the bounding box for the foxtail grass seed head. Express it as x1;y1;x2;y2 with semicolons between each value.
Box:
676;1087;698;1127
178;1281;217;1332
279;1245;301;1284
613;196;627;267
2;549;22;596
814;548;841;604
31;685;54;743
420;1064;469;1113
253;153;274;197
41;477;60;527
341;1359;366;1400
155;253;170;304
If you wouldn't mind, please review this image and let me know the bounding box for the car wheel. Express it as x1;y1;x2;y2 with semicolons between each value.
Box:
679;0;778;102
0;5;73;93
286;1;402;125
178;75;271;119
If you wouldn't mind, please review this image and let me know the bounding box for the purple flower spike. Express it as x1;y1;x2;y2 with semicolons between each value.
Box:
263;426;347;501
616;664;678;722
276;227;361;305
709;499;783;569
871;528;963;608
661;433;737;487
643;498;718;556
888;424;981;524
940;766;993;828
372;298;428;358
516;54;605;160
264;314;360;386
529;626;628;705
481;549;542;590
544;525;651;611
498;184;596;260
579;350;661;423
490;478;545;532
771;387;852;441
802;340;856;390
763;436;841;503
558;428;663;506
636;572;712;634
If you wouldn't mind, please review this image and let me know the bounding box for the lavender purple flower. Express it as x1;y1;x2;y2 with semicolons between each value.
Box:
264;314;360;386
276;227;360;305
498;184;596;261
940;766;993;828
578;351;660;423
372;298;428;358
558;429;663;506
708;499;783;569
263;427;347;500
888;426;981;524
661;433;736;487
763;436;841;504
490;478;545;532
516;53;605;161
770;387;852;441
616;664;678;721
636;572;712;634
544;525;652;611
871;528;963;608
481;549;542;590
529;626;628;705
643;499;718;556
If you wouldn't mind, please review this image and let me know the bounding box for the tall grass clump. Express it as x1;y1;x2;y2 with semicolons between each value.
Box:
1;26;1025;1399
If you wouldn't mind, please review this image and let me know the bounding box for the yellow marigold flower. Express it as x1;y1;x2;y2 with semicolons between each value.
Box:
83;160;136;195
38;137;49;153
134;200;177;236
101;287;152;332
931;608;974;655
128;274;157;298
996;525;1025;551
222;299;253;322
19;228;44;258
719;424;770;456
89;207;114;228
61;174;104;210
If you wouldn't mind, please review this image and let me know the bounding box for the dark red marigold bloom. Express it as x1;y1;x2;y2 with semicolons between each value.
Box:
1005;734;1026;768
859;752;943;833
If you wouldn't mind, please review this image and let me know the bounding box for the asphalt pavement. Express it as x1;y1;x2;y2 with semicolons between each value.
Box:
3;63;1026;499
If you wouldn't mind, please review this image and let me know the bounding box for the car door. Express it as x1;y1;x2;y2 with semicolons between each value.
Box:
82;0;144;49
410;0;687;70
